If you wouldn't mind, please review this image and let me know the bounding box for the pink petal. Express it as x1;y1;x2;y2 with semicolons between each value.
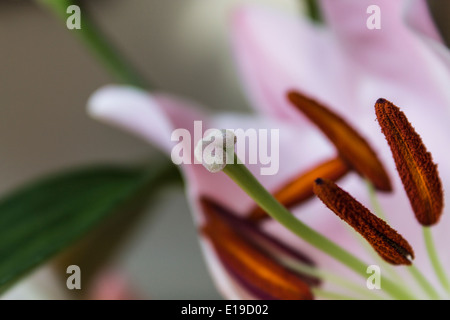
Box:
319;0;445;94
88;86;204;154
403;0;450;109
88;85;334;216
88;86;335;298
231;5;359;123
403;0;442;42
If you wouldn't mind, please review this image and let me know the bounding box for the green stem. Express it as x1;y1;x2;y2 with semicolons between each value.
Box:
37;0;147;88
284;259;386;300
366;180;387;221
407;265;441;299
348;226;404;290
366;180;442;299
303;0;323;24
365;181;409;284
423;227;450;294
222;156;415;300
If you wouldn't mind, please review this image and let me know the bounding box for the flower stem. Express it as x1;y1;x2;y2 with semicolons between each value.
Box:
303;0;323;24
223;156;415;299
423;226;450;294
407;265;441;299
365;180;410;283
366;180;442;299
284;259;386;300
365;179;387;220
37;0;148;88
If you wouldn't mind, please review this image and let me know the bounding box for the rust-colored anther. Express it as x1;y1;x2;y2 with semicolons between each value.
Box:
200;198;313;300
375;99;444;226
248;157;350;222
287;91;392;192
313;178;414;265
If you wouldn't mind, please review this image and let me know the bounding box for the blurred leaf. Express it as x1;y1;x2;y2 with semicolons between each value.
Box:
0;161;179;291
304;0;323;24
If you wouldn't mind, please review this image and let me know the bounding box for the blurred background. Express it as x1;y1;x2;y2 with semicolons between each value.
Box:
0;0;449;299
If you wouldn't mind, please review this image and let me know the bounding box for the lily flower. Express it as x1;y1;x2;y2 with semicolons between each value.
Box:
88;86;332;299
230;0;450;297
87;0;450;299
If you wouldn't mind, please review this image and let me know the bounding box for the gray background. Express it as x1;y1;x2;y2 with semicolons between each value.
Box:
0;0;449;299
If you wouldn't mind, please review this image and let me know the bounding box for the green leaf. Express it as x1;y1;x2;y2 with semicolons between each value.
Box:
0;160;179;291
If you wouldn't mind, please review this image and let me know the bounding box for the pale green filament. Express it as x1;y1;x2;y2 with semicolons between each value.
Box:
365;180;410;286
283;259;386;300
366;179;443;299
366;180;387;221
407;265;441;300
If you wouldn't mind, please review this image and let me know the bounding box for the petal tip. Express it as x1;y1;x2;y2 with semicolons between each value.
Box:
87;85;139;118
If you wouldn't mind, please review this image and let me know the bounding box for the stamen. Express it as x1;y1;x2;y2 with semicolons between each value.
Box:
200;198;314;300
287;91;392;192
194;129;236;173
202;197;319;285
248;157;350;222
375;99;444;226
313;178;414;266
222;153;414;299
